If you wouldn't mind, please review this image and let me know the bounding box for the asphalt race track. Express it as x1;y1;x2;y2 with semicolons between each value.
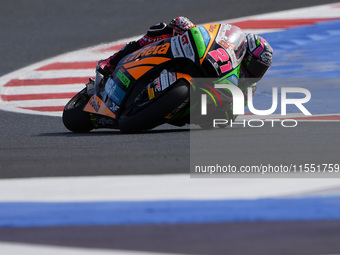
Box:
1;0;340;254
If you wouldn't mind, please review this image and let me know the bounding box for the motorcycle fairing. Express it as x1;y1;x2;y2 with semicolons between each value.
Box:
190;24;219;63
84;70;193;120
83;94;116;119
147;71;192;98
84;65;134;119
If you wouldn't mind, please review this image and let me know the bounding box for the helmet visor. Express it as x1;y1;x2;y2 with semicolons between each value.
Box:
244;54;270;80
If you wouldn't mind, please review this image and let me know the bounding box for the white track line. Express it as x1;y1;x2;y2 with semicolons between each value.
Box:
3;84;85;95
0;174;340;202
0;242;186;255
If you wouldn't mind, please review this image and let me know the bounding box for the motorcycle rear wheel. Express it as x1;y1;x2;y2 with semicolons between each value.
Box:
118;79;189;133
62;88;94;132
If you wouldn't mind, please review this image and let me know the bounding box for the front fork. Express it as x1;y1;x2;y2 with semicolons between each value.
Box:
86;70;108;96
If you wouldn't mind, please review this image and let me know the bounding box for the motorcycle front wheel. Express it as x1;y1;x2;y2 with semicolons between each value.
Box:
62;88;94;132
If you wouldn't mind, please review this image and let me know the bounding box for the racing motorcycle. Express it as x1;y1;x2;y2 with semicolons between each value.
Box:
62;23;247;133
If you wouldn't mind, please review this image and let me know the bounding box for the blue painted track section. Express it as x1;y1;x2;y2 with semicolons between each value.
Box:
1;196;340;227
249;20;340;114
264;20;340;78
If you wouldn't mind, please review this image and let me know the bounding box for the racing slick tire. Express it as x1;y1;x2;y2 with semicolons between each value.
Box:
62;88;94;133
118;79;189;133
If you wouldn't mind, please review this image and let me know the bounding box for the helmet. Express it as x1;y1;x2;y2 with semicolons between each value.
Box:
241;33;273;82
169;17;196;35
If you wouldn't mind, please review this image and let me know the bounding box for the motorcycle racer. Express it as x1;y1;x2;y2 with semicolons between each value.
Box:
232;33;274;122
95;17;273;124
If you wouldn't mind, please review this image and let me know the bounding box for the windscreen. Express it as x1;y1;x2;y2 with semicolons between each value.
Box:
216;24;247;67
